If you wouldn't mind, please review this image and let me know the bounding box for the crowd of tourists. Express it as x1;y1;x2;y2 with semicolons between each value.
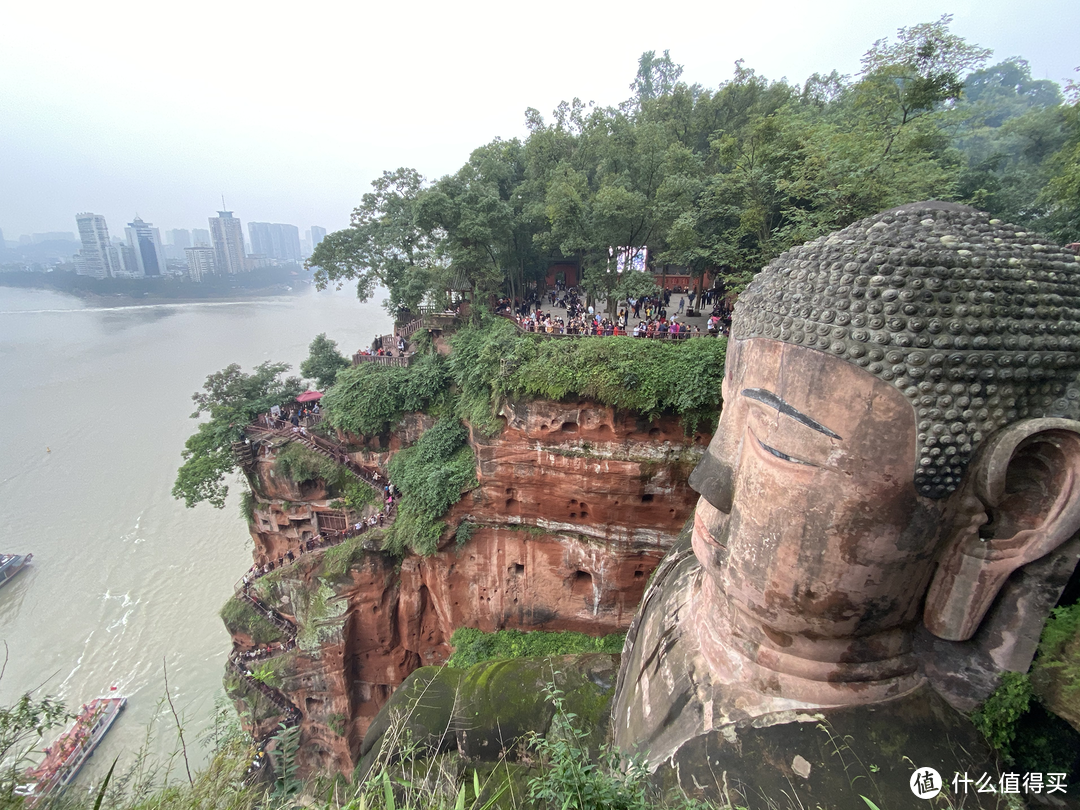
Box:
495;284;734;338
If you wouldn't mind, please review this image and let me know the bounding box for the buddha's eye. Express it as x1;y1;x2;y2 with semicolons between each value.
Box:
749;425;816;467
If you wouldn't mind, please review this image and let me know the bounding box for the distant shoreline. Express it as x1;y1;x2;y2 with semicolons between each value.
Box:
0;265;313;307
63;285;307;307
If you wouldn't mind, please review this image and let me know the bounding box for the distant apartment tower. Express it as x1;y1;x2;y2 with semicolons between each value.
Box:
125;217;166;277
185;246;215;282
209;210;247;274
310;226;327;249
191;228;211;247
75;213;122;278
167;229;191;249
248;222;302;262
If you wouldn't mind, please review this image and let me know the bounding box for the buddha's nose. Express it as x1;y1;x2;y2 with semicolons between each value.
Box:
688;449;734;514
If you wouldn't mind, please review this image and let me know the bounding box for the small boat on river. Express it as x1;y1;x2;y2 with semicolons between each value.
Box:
0;553;32;588
17;695;126;806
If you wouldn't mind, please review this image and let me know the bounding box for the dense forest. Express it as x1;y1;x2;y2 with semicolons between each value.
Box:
310;17;1080;313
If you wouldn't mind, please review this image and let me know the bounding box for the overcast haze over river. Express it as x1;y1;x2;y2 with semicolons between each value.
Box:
0;284;391;782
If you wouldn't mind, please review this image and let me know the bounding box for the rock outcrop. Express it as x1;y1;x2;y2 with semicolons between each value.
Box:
225;398;708;775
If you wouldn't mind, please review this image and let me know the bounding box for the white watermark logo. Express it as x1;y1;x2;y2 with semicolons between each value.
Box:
911;769;1069;799
910;768;942;799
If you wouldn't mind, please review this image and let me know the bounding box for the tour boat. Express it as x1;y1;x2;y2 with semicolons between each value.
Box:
0;553;32;589
17;694;126;805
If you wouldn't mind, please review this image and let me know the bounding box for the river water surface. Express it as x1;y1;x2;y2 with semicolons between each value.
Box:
0;284;391;783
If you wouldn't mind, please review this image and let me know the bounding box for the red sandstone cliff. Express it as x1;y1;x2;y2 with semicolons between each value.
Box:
227;398;708;775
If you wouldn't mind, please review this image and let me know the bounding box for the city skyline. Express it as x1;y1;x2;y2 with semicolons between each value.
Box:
1;1;1075;238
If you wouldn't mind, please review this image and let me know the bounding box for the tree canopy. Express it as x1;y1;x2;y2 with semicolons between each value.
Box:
173;362;303;509
308;18;1078;311
300;333;350;390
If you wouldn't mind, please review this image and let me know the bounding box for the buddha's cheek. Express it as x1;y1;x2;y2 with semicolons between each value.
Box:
718;444;940;637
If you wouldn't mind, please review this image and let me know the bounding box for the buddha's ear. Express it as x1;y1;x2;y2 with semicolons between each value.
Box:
924;418;1080;642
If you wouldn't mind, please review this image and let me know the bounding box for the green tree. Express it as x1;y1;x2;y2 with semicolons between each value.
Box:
630;49;684;104
307;168;445;315
173;362;303;509
1040;72;1080;242
300;333;350;390
415;138;545;306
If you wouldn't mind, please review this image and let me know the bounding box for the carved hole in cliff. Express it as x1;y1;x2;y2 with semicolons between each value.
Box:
540;423;548;431
570;499;578;505
641;494;654;503
614;500;619;506
509;563;524;575
570;512;577;519
580;511;589;518
634;570;645;579
561;422;578;433
649;427;661;437
305;697;322;712
505;497;519;511
571;570;593;596
596;424;614;438
505;487;514;494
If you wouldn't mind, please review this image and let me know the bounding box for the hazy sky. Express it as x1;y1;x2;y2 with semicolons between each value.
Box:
2;0;1077;240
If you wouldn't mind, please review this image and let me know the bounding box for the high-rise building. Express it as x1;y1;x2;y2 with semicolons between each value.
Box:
164;229;191;261
311;226;327;249
75;213;122;278
247;222;302;263
185;246;215;282
167;229;191;249
118;242;141;277
191;228;211;247
210;210;247;274
125;217;166;277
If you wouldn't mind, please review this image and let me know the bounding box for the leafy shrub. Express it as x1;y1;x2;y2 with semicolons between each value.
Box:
449;315;726;435
971;671;1033;761
323;353;449;437
527;682;651;810
1037;602;1080;691
446;628;626;668
382;419;478;556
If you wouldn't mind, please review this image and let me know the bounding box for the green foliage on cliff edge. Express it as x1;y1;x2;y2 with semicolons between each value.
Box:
449;315;726;435
447;627;627;668
219;595;286;647
322;352;449;437
383;419;478;556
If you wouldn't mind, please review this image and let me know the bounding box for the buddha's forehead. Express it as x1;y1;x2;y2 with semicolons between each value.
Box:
727;338;917;467
731;202;1080;498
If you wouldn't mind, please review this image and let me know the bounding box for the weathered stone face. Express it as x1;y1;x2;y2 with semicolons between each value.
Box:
688;337;946;703
734;201;1080;498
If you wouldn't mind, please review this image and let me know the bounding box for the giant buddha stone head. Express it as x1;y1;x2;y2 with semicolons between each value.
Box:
682;202;1080;709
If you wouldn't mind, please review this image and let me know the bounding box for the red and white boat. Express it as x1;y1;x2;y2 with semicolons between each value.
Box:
17;694;126;805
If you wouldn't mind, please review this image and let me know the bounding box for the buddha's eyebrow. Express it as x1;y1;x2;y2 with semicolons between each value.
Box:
742;388;842;440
